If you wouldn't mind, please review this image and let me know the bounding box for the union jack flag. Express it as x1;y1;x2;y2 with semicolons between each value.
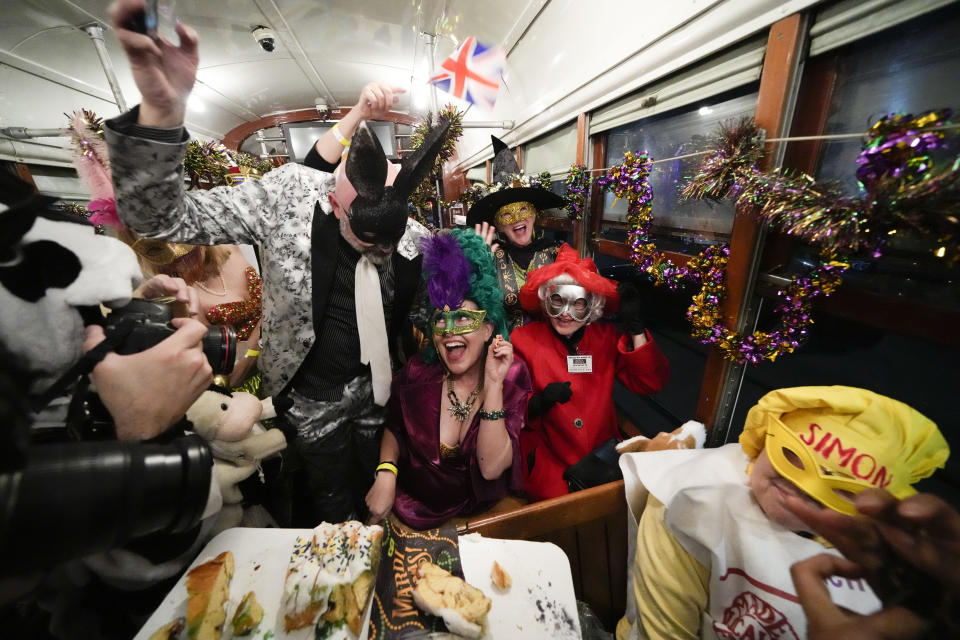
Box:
429;37;506;109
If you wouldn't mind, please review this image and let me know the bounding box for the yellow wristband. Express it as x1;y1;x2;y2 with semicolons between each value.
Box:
376;461;398;477
332;122;351;148
245;349;260;358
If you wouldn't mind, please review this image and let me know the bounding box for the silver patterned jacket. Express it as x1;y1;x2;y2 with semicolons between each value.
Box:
104;110;428;396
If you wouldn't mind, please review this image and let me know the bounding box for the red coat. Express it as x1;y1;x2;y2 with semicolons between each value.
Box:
511;321;670;500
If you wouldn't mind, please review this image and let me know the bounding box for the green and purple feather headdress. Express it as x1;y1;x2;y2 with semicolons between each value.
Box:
419;228;509;361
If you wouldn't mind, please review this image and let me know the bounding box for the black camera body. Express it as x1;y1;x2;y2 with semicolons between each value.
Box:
106;298;237;375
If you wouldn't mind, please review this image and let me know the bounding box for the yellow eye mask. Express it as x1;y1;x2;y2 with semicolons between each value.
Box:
494;201;537;227
764;421;887;515
741;386;949;516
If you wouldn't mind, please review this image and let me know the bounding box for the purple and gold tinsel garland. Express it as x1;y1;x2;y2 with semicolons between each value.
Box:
563;163;592;221
675;108;960;364
598;149;850;364
686;109;959;262
684;247;848;364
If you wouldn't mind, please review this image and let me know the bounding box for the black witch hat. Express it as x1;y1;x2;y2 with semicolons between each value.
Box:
466;135;565;227
345;117;452;246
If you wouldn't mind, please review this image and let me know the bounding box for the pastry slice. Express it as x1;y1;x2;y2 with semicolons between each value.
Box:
230;591;263;636
412;562;491;639
491;561;512;591
148;618;184;640
347;570;375;636
185;551;234;640
281;535;330;631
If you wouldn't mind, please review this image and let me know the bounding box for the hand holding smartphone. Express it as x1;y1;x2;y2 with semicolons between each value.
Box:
124;0;159;40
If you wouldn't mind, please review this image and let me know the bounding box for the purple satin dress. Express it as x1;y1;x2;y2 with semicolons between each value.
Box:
388;355;531;529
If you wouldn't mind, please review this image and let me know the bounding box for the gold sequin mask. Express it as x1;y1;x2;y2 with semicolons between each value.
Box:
494;201;537;227
130;238;195;265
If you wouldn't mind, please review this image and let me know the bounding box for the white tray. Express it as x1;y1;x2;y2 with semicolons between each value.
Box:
135;527;581;640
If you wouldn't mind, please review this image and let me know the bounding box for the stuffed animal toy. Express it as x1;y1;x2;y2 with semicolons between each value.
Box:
616;420;707;454
185;388;287;532
0;171;142;394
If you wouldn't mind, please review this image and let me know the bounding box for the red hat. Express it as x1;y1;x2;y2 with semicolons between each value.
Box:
519;244;620;315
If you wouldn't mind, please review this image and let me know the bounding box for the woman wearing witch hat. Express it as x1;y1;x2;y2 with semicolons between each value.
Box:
467;136;567;332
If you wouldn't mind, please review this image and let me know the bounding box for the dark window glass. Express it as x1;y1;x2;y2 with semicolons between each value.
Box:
602;86;759;253
810;3;960;308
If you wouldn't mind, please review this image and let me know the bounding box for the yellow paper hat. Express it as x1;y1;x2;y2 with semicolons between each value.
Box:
740;386;949;515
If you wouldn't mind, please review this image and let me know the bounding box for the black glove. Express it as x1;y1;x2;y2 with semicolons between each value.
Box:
616;281;646;336
528;381;573;418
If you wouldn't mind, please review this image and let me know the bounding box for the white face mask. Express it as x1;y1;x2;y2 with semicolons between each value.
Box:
543;284;592;322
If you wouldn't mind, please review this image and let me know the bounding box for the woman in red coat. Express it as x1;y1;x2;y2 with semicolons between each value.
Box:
511;245;670;500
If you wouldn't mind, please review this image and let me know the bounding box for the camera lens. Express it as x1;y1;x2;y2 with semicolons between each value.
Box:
203;324;237;375
261;37;275;51
0;435;212;574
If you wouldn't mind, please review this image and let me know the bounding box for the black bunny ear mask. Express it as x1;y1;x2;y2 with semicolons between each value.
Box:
342;119;453;247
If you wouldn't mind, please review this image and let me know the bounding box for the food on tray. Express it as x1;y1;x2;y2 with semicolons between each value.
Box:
230;591;263;636
280;520;383;634
148;617;185;640
185;550;234;640
321;570;374;636
491;560;512;591
412;561;491;639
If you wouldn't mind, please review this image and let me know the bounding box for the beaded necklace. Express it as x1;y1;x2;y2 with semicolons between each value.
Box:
445;373;483;422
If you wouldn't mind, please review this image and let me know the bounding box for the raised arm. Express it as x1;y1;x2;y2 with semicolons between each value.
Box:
477;335;516;480
108;0;198;128
311;83;407;166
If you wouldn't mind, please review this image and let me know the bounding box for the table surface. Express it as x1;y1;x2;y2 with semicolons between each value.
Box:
134;527;581;640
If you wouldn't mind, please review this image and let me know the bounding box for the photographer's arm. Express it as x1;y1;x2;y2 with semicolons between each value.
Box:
85;318;212;440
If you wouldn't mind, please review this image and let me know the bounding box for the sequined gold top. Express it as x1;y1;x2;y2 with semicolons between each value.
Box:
206;266;263;340
439;441;462;460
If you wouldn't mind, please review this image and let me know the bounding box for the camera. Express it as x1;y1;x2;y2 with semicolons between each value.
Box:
0;341;213;576
0;435;212;575
105;298;237;375
315;98;329;120
252;25;276;52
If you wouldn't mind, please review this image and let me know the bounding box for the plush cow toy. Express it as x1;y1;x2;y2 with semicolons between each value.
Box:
0;171;141;394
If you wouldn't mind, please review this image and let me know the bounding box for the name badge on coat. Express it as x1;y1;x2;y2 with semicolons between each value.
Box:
567;355;593;373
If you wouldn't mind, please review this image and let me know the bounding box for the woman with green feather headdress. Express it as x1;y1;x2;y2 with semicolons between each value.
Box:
365;229;531;528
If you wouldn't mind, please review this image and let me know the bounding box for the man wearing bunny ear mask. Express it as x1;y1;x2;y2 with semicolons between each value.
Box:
104;0;452;524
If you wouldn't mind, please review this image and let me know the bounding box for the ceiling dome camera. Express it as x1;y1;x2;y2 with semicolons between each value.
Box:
252;25;276;52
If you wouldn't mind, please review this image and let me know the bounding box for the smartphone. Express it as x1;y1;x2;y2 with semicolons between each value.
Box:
143;0;159;39
125;0;159;40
